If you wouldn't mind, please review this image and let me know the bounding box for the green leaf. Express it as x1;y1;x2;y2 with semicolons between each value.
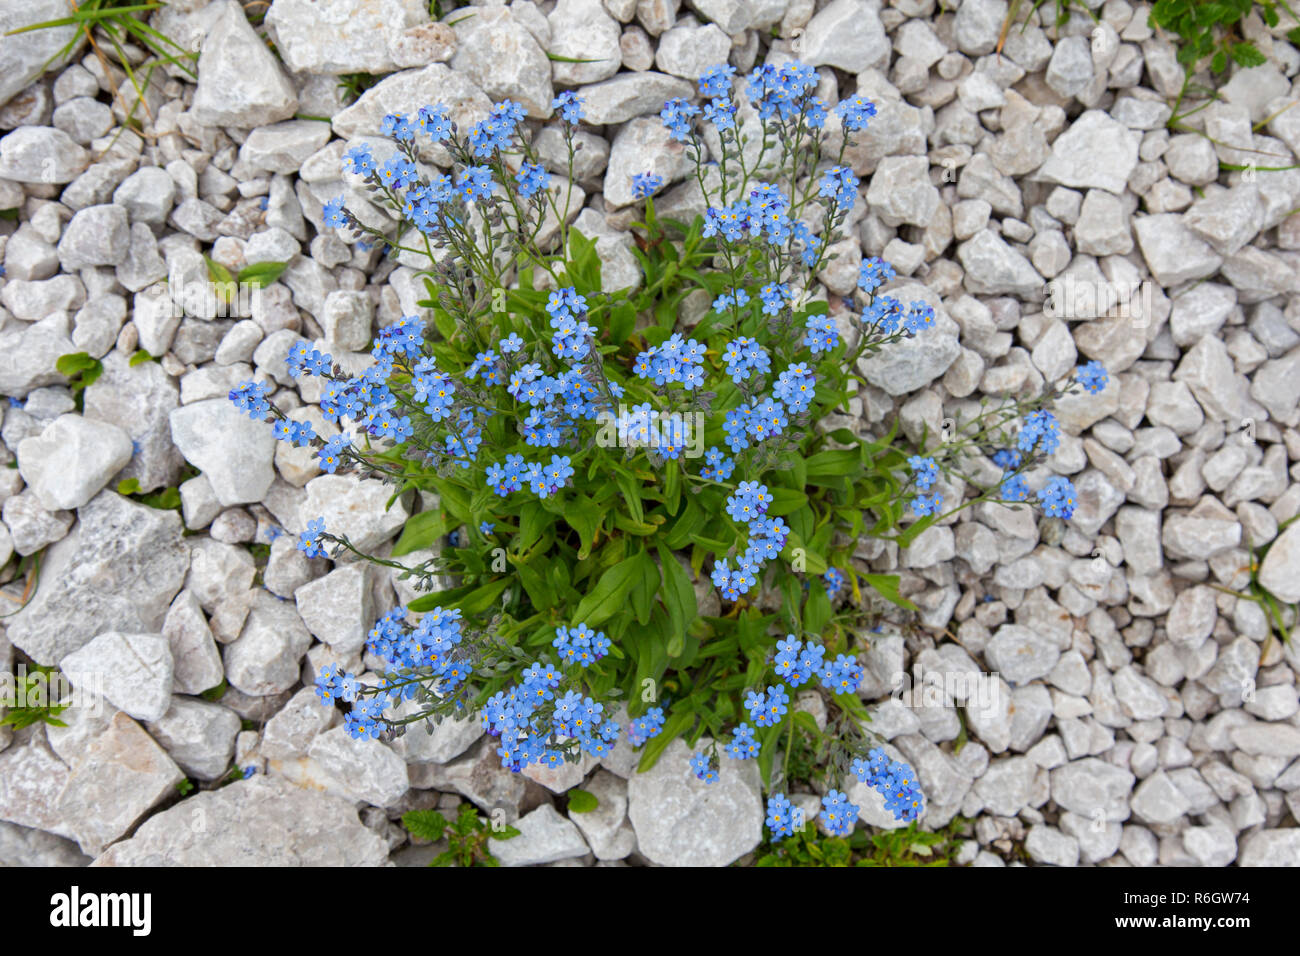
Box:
116;477;143;496
402;809;448;841
861;572;917;611
635;707;695;772
128;349;155;367
766;487;807;516
203;254;234;285
567;789;599;813
656;543;697;658
237;261;289;289
573;549;643;626
392;509;450;556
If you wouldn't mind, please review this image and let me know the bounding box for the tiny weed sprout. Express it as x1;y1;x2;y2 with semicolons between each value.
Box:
229;60;1109;842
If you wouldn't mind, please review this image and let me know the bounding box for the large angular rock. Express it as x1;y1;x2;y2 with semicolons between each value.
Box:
0;126;90;184
603;114;691;208
7;492;189;665
308;726;410;807
55;711;185;857
294;563;375;655
1134;214;1224;287
92;774;389;866
799;0;889;73
60;632;174;723
331;64;492;166
162;590;225;696
83;352;183;493
575;72;694;125
300;474;410;552
857;282;961;394
191;0;298;128
567;769;637;860
16;414;133;511
548;0;622;85
1050;757;1135;822
170;399;277;507
625;738;762;866
1035;110;1140;195
1239;829;1300;867
450;7;553;118
145;697;241;781
488;803;589;866
265;0;430;75
957;228;1044;297
1259;521;1300;603
223;591;314;697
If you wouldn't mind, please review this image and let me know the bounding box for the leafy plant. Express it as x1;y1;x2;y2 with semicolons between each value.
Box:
203;256;289;304
116;477;182;511
337;72;385;104
229;66;1106;847
1150;0;1299;74
55;352;104;410
754;818;966;867
0;663;69;730
401;804;519;866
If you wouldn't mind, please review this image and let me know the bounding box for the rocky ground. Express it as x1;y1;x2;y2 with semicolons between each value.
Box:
1;0;1300;867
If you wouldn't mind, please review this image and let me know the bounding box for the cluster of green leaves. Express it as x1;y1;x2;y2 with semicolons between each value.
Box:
401;804;519;866
1150;0;1300;73
753;819;966;867
55;352;104;411
372;210;925;769
116;477;181;511
0;663;69;731
202;257;289;300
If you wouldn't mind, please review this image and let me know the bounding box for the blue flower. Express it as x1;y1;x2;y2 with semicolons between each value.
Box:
1076;360;1109;394
457;165;496;202
479;520;495;535
627;706;665;746
501;332;524;353
818;165;859;211
1018;409;1061;455
632;171;663;199
759;282;789;315
690;751;718;783
552;90;585;124
660;97;700;141
858;256;896;294
803;314;838;354
1037;475;1077;519
820;789;859;837
910;493;943;517
515;161;550;199
908;455;939;490
322;196;347;229
992;448;1022;471
766;792;799;839
1001;474;1030;501
835;94;878;131
298;517;328;558
698;64;737;98
228;381;271;421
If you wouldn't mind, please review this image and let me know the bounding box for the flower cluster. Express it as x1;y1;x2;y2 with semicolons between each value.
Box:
711;481;788;601
852;749;925;823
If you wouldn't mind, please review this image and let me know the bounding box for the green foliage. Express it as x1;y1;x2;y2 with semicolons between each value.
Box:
753;819;966;867
386;215;923;767
1149;0;1299;73
337;72;386;104
401;804;520;867
116;477;183;511
203;256;289;301
176;778;195;796
128;349;157;367
566;789;599;813
55;352;103;410
0;664;69;730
